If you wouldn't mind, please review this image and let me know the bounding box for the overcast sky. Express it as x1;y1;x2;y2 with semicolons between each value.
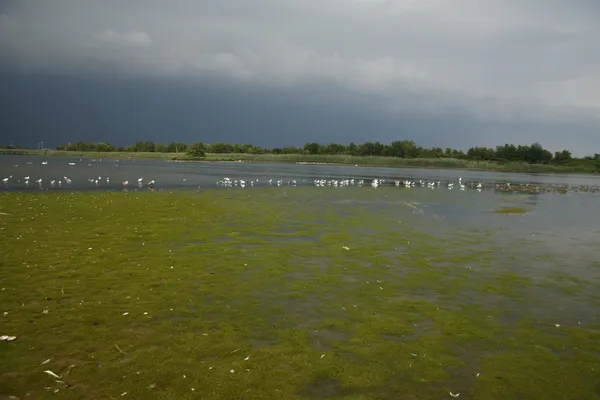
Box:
1;0;599;154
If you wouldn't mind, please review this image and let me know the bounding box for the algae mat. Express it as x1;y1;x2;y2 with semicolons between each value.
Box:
0;188;599;399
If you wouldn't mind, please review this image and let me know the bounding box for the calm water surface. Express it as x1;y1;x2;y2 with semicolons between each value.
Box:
2;154;600;189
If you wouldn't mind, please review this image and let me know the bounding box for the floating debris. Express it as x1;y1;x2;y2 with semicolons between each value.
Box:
0;335;16;341
490;207;530;215
44;370;61;379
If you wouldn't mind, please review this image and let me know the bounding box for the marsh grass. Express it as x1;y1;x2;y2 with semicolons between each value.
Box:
0;189;599;399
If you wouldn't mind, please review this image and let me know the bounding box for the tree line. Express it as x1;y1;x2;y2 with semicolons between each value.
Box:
49;140;600;166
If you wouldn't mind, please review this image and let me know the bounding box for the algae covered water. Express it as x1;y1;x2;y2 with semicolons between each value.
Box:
1;160;600;399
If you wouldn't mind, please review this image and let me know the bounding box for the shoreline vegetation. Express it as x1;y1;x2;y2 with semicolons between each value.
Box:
1;139;599;173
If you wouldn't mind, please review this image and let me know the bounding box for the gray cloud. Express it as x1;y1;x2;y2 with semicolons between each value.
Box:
95;29;152;49
0;0;599;154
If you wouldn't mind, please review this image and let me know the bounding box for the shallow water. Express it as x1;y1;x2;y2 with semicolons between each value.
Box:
1;157;600;399
2;154;600;190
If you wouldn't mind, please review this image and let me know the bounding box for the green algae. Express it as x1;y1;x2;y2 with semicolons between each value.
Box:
0;189;598;399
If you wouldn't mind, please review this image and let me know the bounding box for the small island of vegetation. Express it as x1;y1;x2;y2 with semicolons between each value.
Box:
1;140;599;173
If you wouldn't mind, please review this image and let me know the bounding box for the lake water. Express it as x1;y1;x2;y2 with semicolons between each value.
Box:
2;154;600;190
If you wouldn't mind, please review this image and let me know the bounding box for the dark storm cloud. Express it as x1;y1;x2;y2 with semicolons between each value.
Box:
0;0;599;154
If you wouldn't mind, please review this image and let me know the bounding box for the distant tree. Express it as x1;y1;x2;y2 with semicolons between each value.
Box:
187;142;206;158
553;150;572;165
322;143;346;155
347;142;358;156
357;142;376;156
133;141;144;152
209;142;234;153
495;144;519;161
143;141;156;152
166;142;187;153
389;140;418;158
304;142;321;155
231;144;244;153
467;146;495;161
282;146;302;154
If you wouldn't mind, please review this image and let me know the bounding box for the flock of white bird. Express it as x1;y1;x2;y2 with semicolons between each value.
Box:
1;174;156;189
216;177;297;188
2;159;488;192
216;176;485;191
